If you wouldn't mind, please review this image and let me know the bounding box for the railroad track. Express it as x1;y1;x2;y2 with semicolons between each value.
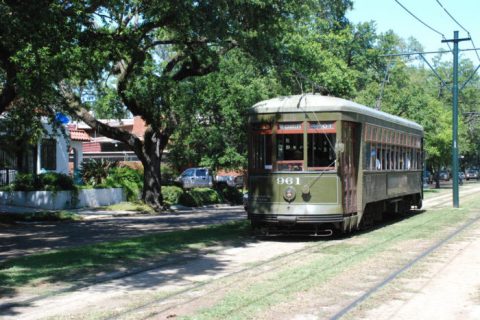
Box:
107;194;480;319
4;184;480;319
330;213;480;320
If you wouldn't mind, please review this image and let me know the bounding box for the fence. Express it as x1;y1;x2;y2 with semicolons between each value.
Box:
0;169;17;186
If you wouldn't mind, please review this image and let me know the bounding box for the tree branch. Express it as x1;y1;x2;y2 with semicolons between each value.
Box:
0;44;17;114
59;82;144;154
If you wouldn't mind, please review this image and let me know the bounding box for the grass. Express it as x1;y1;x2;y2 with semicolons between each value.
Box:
0;211;82;223
103;201;156;214
184;197;480;320
0;221;251;296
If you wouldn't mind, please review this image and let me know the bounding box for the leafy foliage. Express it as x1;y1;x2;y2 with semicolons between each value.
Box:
11;172;75;191
181;188;222;207
161;186;185;207
216;185;244;205
102;166;143;201
160;165;179;186
80;159;118;186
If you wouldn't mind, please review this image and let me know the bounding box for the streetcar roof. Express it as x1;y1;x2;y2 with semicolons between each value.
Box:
250;94;423;131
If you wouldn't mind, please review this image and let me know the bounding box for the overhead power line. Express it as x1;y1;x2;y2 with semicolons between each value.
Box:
393;0;452;51
435;0;469;33
435;0;480;64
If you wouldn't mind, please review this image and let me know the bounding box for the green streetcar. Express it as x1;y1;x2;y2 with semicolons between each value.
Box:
247;94;424;235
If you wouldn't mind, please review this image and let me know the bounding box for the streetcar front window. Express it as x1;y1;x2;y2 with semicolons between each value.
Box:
307;133;336;170
277;134;303;171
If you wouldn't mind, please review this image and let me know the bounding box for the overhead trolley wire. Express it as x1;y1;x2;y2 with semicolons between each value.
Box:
393;0;453;51
435;0;469;33
435;0;480;65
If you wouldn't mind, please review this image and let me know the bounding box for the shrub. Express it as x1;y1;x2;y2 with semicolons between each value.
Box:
11;172;75;191
39;172;75;191
216;185;243;205
180;188;222;207
80;159;118;186
161;186;184;206
161;165;179;186
103;166;143;201
12;173;36;191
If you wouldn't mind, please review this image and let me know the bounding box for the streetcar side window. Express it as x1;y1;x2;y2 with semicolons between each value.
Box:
251;133;272;171
364;124;422;172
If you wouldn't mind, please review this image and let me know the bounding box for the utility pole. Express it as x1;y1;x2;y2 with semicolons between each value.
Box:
442;31;470;208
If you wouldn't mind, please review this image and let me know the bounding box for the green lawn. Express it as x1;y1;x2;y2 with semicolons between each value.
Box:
184;197;480;320
0;221;251;296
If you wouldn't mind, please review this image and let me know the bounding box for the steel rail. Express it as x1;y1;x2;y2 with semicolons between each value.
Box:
111;201;462;319
329;211;480;320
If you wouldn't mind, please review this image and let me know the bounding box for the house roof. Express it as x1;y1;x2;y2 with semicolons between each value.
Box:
73;116;147;139
69;129;91;141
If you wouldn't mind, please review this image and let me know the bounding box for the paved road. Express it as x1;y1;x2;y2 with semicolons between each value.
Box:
0;206;246;261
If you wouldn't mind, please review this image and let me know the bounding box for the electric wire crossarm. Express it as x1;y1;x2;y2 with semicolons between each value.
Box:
418;53;447;88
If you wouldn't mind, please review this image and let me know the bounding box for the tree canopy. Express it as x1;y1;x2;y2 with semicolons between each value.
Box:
2;0;480;205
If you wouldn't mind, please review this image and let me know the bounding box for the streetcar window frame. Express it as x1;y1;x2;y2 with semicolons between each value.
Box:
364;124;422;171
306;121;336;171
250;123;273;173
276;133;304;172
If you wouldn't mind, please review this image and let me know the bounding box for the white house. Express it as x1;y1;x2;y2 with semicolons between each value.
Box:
0;119;90;185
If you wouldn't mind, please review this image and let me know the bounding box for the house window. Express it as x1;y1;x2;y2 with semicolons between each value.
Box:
41;139;56;170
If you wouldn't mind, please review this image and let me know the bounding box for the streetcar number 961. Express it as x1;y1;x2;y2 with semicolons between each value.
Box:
276;177;300;185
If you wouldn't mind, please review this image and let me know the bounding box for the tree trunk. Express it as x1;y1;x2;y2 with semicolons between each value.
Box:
435;164;441;189
142;156;162;210
140;128;169;210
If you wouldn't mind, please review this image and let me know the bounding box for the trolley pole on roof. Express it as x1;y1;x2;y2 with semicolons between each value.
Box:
442;31;471;208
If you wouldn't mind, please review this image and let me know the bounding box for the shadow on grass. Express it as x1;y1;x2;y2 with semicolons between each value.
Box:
0;220;254;315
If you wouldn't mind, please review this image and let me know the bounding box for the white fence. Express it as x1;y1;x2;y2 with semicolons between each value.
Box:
0;188;125;210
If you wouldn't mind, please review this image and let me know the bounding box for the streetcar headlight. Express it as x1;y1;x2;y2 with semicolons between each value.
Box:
283;186;296;202
302;184;310;195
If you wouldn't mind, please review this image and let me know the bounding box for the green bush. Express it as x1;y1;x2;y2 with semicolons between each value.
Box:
103;166;143;201
179;188;222;207
161;165;179;186
12;173;75;191
12;173;36;191
161;186;184;206
80;159;118;186
216;185;243;205
178;192;198;207
39;172;75;191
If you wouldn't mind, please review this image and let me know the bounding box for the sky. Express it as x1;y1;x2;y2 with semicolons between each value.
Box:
347;0;480;64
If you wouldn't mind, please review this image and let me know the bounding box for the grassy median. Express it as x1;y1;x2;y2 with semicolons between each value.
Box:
184;196;480;320
0;221;250;296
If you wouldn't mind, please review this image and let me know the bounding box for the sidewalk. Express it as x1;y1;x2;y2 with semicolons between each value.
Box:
0;203;233;220
0;204;137;220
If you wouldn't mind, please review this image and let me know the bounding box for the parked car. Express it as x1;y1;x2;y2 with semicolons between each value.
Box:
215;171;244;188
465;169;479;181
175;167;213;189
439;170;450;181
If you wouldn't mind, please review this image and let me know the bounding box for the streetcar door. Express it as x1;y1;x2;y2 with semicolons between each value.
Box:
341;122;358;214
